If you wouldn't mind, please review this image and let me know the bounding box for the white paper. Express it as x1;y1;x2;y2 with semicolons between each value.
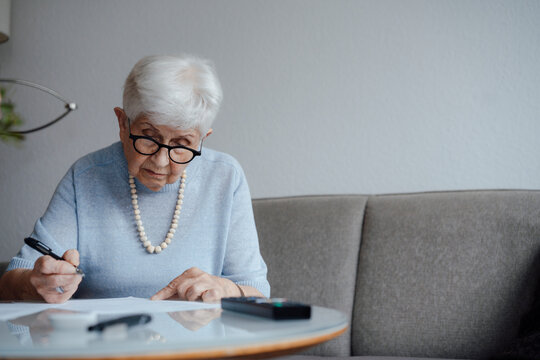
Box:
0;297;220;321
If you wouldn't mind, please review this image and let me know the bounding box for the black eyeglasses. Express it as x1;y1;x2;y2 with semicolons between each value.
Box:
128;119;202;164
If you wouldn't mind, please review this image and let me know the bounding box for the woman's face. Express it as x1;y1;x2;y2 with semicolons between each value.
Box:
115;108;207;192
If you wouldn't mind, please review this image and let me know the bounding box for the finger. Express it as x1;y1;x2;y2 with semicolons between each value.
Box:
45;275;82;302
50;279;80;296
151;268;204;301
53;282;76;294
62;249;80;267
32;274;80;292
176;277;200;300
55;273;83;289
33;283;68;304
36;256;78;275
151;281;180;301
43;291;72;304
182;267;203;278
168;270;201;300
185;283;207;301
201;288;220;303
33;255;51;274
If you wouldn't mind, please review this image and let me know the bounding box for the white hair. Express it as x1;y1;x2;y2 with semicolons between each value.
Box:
123;55;223;136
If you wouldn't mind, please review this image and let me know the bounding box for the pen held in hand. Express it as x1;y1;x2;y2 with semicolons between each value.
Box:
24;237;85;277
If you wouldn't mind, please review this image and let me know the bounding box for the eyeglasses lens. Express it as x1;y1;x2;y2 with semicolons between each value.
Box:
134;138;194;164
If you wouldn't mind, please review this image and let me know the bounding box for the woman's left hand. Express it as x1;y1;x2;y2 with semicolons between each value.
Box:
150;267;242;302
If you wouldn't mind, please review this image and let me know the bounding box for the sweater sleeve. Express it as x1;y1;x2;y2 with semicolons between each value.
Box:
6;166;79;272
221;165;271;297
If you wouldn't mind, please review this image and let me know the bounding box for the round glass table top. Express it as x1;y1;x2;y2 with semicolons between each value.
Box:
0;305;348;359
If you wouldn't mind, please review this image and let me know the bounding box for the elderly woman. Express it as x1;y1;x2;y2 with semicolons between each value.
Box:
0;55;270;303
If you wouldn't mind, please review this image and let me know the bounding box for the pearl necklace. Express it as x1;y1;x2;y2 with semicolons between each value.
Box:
129;170;186;254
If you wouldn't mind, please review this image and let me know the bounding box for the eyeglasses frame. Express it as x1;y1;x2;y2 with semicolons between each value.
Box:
127;118;202;164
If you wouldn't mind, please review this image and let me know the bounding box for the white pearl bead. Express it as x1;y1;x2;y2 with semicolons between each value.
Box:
130;171;185;255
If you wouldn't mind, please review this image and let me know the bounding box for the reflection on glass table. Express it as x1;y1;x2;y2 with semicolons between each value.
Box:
0;302;347;360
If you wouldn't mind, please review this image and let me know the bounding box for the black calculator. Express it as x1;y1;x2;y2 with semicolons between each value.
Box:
221;297;311;320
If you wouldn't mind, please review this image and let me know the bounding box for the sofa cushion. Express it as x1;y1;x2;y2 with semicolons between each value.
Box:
253;195;368;356
353;190;540;359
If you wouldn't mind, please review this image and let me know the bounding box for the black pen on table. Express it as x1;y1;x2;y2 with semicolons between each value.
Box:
24;237;85;276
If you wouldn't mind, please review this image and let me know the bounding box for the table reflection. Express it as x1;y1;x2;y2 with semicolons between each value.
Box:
6;307;226;349
167;308;222;331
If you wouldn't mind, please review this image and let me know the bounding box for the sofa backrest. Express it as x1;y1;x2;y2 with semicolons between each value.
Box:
253;195;368;357
253;191;540;359
353;190;540;359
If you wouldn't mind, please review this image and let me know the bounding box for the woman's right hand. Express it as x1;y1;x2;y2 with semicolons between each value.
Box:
29;249;83;303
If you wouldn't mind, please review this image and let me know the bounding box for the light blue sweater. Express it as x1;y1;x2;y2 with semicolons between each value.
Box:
7;142;270;298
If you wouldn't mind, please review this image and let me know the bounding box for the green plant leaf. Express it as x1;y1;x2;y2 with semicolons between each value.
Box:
0;86;25;143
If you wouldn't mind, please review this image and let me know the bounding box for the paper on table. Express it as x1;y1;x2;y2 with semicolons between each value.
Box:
0;297;220;321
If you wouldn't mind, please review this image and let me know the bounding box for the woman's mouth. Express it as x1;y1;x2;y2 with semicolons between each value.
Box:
144;169;167;178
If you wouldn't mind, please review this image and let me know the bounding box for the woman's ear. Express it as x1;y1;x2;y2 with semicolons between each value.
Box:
204;128;213;139
114;107;128;140
114;107;126;129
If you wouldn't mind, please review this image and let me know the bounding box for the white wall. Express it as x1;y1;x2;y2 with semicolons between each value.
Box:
1;0;539;261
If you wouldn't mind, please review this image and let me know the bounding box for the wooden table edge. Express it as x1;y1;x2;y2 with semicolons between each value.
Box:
1;324;348;360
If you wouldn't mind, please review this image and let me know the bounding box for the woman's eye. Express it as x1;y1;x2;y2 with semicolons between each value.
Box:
172;139;190;147
143;134;163;143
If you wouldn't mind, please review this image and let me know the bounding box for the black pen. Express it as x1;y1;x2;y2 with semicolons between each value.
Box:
88;314;152;332
24;237;85;276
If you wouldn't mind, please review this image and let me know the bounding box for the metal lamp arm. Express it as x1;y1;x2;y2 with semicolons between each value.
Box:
0;78;77;135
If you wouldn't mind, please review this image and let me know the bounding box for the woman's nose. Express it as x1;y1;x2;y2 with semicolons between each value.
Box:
152;147;170;166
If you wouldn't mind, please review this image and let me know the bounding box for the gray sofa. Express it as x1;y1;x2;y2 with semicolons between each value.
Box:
254;191;540;360
2;190;540;359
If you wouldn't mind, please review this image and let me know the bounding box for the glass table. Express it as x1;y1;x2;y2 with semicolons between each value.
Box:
0;303;347;359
